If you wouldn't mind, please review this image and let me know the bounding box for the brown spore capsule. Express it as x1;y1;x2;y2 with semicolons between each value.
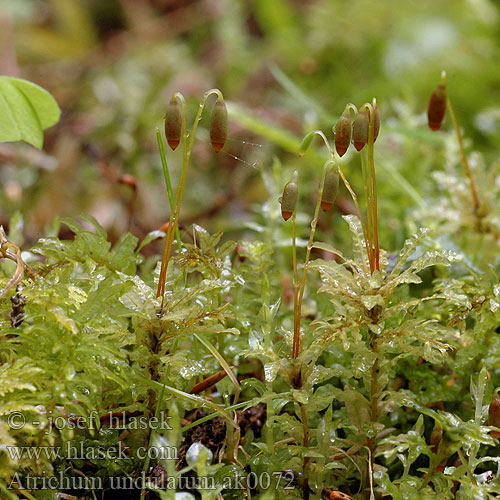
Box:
352;109;369;151
165;96;182;150
210;97;228;153
488;393;500;439
334;111;351;157
428;81;447;131
280;171;298;221
321;163;339;212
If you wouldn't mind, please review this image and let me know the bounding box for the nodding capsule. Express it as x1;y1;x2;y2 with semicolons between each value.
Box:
165;96;183;150
488;393;500;439
352;108;369;151
298;131;315;157
280;171;298;221
428;78;447;131
334;111;351;157
210;96;228;153
321;162;339;212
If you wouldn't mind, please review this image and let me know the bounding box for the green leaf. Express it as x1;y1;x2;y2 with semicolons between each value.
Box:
136;230;165;253
343;215;371;275
7;211;24;246
111;233;140;275
0;76;61;149
388;228;430;279
409;250;455;274
361;294;385;311
341;387;371;432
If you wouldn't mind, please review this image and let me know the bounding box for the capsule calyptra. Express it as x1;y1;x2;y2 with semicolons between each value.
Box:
298;131;315;158
210;97;228;153
164;96;183;150
321;162;339;212
428;77;447;131
280;171;298;221
352;109;369;151
334;111;351;157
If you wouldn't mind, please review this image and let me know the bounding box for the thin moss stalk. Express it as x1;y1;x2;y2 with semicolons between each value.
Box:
157;89;224;306
291;210;300;359
293;160;328;359
446;96;481;213
298;129;372;274
300;403;310;500
360;150;374;271
156;128;186;284
367;335;379;496
366;99;380;272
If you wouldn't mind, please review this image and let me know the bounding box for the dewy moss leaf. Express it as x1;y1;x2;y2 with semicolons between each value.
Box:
4;79;500;499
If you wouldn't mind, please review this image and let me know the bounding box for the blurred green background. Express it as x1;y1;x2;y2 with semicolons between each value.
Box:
1;0;500;255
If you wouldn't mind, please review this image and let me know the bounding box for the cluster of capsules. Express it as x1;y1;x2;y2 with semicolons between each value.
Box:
164;93;228;153
280;101;381;222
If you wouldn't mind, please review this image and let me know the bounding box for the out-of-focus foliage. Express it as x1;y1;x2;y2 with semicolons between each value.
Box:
0;76;60;149
1;0;500;252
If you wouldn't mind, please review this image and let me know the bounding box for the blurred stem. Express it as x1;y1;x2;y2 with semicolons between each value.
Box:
367;100;380;272
142;365;169;495
266;383;275;458
156;128;186;286
446;96;480;213
193;333;241;404
157;90;223;305
360;150;374;270
298;129;371;276
300;403;310;500
457;448;477;486
14;491;36;500
292;210;300;359
311;129;372;274
269;63;336;124
181;394;286;433
367;335;379;498
336;164;371;276
294;161;327;359
193;336;202;383
193;334;242;466
147;379;237;428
